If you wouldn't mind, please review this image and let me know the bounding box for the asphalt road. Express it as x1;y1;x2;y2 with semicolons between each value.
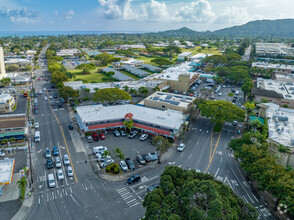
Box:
26;49;275;220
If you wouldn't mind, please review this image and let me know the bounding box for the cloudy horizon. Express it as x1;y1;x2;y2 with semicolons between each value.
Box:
0;0;293;32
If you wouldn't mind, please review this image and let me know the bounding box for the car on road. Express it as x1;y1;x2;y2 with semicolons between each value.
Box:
86;136;93;143
34;109;38;114
210;95;215;99
34;122;39;129
67;166;73;177
48;174;56;188
68;124;73;130
127;174;141;184
231;87;235;93
38;90;43;95
195;169;201;173
50;101;55;106
140;134;148;141
100;158;114;168
93;146;107;154
148;152;158;161
55;157;61;168
233;121;238;126
142;154;151;163
228;85;231;88
218;93;222;96
57;102;62;108
45;148;51;158
63;154;70;165
147;183;160;192
60;98;65;103
113;130;120;137
99;133;105;140
120;130;126;136
92;132;99;141
43;87;47;91
119;160;128;171
136;155;146;165
128;130;138;139
46;159;54;169
54;94;58;98
43;96;48;101
53;146;59;156
235;91;240;95
222;85;226;88
125;158;135;170
177;143;185;152
56;169;64;180
49;95;53;99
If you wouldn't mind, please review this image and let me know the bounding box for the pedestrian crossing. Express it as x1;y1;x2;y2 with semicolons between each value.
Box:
256;205;272;219
37;185;73;203
116;187;140;208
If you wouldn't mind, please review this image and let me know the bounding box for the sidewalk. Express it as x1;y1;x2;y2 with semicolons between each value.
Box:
98;146;176;182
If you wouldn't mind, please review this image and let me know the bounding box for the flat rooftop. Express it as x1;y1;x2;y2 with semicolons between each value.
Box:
256;78;294;100
178;52;192;57
0;94;12;104
76;104;184;129
0;114;26;129
252;62;294;71
145;91;195;108
154;62;198;81
0;158;15;185
262;103;294;148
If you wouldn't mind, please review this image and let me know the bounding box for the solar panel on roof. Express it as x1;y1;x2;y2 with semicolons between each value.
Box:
165;95;172;100
153;97;159;101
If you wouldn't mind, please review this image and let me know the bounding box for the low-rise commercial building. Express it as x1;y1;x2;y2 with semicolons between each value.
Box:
56;49;79;57
0;94;15;113
177;52;192;61
119;44;146;50
255;43;294;57
5;58;31;67
252;62;294;74
75;104;185;139
142;91;195;112
0;158;15;186
0;114;26;141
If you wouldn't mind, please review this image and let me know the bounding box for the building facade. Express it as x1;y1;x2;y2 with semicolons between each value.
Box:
0;46;6;80
0;114;27;141
0;94;15;113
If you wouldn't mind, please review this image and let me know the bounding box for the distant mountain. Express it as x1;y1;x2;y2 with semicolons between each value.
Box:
147;19;294;38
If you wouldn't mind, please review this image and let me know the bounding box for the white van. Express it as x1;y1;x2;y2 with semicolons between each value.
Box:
48;174;56;188
35;131;40;143
235;91;240;95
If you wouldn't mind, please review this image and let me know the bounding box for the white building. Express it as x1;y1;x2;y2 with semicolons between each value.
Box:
0;94;15;113
119;44;146;50
0;158;15;186
0;47;5;79
255;43;294;57
56;49;79;56
177;52;192;61
122;59;144;67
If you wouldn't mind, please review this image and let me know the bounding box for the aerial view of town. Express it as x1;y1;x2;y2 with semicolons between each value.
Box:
0;0;294;219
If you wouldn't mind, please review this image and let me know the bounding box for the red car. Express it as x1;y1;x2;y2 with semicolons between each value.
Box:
99;134;106;140
92;132;99;141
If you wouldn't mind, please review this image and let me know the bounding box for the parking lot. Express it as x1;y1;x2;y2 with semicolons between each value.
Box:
87;130;157;171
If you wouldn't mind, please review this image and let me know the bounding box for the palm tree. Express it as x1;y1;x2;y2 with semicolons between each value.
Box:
152;86;160;92
113;147;125;161
138;86;148;97
129;88;136;96
123;119;134;132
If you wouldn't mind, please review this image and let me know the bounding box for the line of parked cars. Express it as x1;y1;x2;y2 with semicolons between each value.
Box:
87;132;106;143
45;147;73;188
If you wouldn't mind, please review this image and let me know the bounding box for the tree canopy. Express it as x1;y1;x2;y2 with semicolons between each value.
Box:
163;45;182;57
58;86;79;100
94;53;120;66
199;100;245;123
0;77;11;86
75;63;96;73
92;88;131;105
143;166;258;220
151;58;173;67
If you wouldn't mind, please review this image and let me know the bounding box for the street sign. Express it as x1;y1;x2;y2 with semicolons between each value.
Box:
20;169;25;178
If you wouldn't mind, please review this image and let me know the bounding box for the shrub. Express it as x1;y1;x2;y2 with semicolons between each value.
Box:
213;121;223;132
106;163;120;174
228;92;234;97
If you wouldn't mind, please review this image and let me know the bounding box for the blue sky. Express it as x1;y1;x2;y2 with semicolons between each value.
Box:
0;0;293;32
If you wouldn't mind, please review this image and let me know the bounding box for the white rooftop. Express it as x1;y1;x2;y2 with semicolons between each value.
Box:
263;103;294;148
0;158;15;185
0;94;12;104
257;78;294;100
154;61;197;81
178;52;192;57
76;104;184;129
190;53;213;60
5;58;31;64
252;62;294;71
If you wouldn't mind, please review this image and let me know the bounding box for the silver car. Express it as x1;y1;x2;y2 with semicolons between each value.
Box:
56;169;64;180
55;157;61;168
63;154;70;166
67;166;73;177
119;160;128;171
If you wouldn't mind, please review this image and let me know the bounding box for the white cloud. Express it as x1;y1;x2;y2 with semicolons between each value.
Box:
216;6;250;24
0;7;39;23
175;0;215;23
140;0;170;22
98;0;137;20
65;10;75;19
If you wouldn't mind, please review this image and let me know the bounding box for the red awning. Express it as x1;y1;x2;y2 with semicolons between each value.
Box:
88;122;123;130
134;123;170;136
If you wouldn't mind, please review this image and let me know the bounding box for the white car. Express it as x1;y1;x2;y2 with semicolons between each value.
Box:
48;174;55;188
119;160;128;171
177;143;185;152
34;122;39;129
67;166;73;177
140;134;149;141
56;169;64;180
43;87;47;91
93;146;107;154
63;154;70;166
100;158;114;168
195;169;201;173
49;95;53;99
218;93;222;96
43;96;48;101
55;157;62;168
0;150;5;157
222;85;226;88
39;90;43;95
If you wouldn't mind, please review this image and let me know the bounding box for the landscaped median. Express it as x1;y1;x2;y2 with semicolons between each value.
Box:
17;167;27;202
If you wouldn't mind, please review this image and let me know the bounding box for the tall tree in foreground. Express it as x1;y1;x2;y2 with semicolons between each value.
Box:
143;166;258;220
92;88;131;105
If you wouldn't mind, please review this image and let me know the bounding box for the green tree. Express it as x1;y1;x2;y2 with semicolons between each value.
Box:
163;45;182;57
123;119;134;132
152;86;160;92
199;100;245;123
94;53;119;66
51;71;68;84
151;58;173;67
113;147;125;161
123;85;129;92
92;88;131;105
58;86;79;101
138;86;149;97
151;136;171;154
242;80;253;98
0;77;11;86
129;88;137;96
75;63;95;73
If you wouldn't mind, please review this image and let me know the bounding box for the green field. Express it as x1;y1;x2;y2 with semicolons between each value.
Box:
69;68;109;83
181;46;221;55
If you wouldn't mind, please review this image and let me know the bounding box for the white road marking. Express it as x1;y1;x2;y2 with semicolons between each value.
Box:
168;162;175;165
188;154;192;160
129;202;139;208
214;168;219;178
69;186;72;194
180;153;183;158
126;199;136;204
70;194;80;206
188;140;191;144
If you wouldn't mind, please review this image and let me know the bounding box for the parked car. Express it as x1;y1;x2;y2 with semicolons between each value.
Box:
55;157;61;168
68;124;73;130
99;133;106;140
222;85;226;88
100;158;114;168
113;130;120;137
45;148;51;158
148;152;158;161
125;158;135;170
86;136;93;143
128;130;138;139
46;159;54;169
49;95;53;99
142;154;151;163
233;121;238;126
137;155;146;165
92;132;99;141
53;146;59;156
39;90;43;95
34;109;38;114
93;146;107;154
218;93;222;96
54;94;58;98
177;143;185;152
67;166;73;177
119;160;128;171
34;122;39;129
48;174;56;188
0;149;5;157
43;96;48;101
140;134;149;141
56;169;64;180
127;174;141;184
120;130;126;136
60;98;65;103
50;101;55;106
63;154;70;165
147;183;160;192
57;102;62;108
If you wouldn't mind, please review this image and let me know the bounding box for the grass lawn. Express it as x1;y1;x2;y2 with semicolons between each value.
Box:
181;46;221;55
69;68;109;83
136;56;155;65
119;70;140;80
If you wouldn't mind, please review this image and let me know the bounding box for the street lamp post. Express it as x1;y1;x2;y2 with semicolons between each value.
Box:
131;149;139;177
